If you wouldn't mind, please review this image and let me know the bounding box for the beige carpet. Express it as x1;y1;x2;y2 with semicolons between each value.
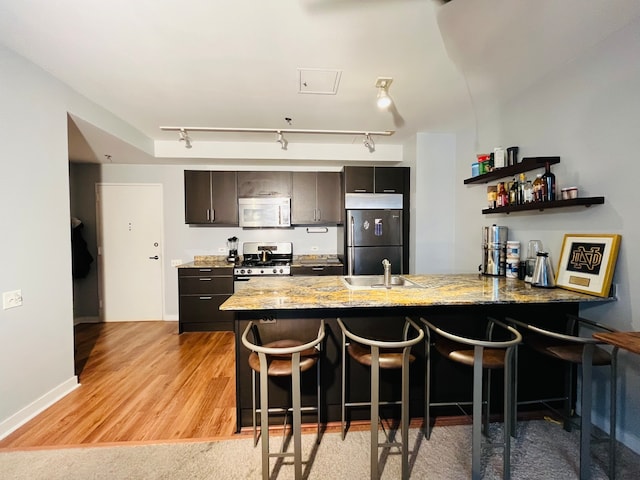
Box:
1;420;638;479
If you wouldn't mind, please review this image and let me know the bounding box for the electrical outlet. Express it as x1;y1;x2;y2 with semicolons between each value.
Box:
311;246;319;251
3;290;23;310
171;259;183;267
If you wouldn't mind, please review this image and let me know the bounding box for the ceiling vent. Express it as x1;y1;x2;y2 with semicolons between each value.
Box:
298;68;342;95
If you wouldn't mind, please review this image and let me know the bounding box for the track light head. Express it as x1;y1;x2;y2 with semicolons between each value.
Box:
178;129;192;149
363;133;375;153
276;131;288;150
375;77;394;109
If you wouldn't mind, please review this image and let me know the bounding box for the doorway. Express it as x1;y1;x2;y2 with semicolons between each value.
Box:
95;183;164;321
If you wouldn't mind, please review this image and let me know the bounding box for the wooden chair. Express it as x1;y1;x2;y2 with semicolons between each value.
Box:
241;320;325;480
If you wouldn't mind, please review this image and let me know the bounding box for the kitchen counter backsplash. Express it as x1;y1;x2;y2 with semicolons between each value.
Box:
178;254;342;269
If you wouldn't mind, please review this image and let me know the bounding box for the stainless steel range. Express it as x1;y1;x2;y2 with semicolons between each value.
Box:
233;242;292;291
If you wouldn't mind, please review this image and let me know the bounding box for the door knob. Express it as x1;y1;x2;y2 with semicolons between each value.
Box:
149;255;159;260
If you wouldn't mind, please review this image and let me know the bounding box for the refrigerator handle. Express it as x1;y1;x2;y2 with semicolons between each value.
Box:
348;215;355;276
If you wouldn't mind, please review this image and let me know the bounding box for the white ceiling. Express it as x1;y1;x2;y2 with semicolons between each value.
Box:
1;0;639;164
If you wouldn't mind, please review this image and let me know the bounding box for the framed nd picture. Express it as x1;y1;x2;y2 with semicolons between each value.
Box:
555;234;621;297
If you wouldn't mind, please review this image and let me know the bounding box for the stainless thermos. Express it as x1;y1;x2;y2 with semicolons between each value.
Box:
481;225;508;276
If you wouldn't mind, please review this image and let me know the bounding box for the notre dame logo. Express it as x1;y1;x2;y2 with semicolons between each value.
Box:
567;242;605;275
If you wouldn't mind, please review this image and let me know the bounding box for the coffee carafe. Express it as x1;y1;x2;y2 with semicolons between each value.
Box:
531;251;556;288
227;236;239;263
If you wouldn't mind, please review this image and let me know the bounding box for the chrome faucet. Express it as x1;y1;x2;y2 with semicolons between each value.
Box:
382;258;391;287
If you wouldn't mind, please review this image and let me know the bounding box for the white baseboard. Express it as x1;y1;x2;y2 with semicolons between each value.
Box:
0;376;79;440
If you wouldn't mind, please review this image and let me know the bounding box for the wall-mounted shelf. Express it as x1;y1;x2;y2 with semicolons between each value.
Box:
482;196;605;214
464;157;560;185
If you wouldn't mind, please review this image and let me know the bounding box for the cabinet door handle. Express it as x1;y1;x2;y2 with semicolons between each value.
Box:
382;189;396;193
312;267;324;271
211;209;215;222
199;278;212;281
206;209;210;221
148;255;159;260
199;268;212;273
199;296;212;300
354;189;367;193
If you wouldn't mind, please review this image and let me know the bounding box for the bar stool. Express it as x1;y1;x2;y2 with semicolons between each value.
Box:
337;317;424;480
421;316;522;480
507;315;619;480
241;320;325;480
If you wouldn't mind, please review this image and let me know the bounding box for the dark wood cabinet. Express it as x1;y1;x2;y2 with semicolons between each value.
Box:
178;267;234;332
291;172;343;225
344;166;374;193
291;265;344;276
374;167;407;194
184;170;238;225
237;171;292;198
343;166;407;194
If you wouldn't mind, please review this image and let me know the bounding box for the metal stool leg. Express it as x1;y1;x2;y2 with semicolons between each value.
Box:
580;344;594;480
341;331;347;440
610;350;618;480
292;352;302;480
424;329;432;439
258;352;270;480
252;369;259;446
370;346;380;480
472;346;483;480
401;347;410;480
504;346;514;480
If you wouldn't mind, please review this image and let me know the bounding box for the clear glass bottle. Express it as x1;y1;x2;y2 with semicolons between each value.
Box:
542;161;556;201
524;180;533;203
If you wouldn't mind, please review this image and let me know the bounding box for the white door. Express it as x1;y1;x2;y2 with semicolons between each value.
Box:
96;184;164;321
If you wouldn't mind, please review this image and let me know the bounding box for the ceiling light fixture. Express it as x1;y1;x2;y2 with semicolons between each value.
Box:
161;126;394;151
363;133;375;153
375;77;393;109
276;131;288;150
178;129;192;149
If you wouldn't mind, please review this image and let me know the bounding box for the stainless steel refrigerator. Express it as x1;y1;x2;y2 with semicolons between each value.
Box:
346;208;403;275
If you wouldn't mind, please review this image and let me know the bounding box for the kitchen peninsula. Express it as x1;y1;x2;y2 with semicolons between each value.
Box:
220;274;608;431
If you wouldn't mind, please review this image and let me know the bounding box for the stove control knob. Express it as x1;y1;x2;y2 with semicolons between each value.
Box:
247;269;252;274
273;268;277;274
259;269;264;274
239;269;245;274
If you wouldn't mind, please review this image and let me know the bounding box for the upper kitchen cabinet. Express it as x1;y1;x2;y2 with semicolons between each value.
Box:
374;167;408;194
343;166;408;194
237;171;292;198
291;172;343;225
184;170;238;225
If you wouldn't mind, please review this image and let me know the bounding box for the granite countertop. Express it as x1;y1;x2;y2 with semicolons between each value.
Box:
291;255;343;267
220;274;608;311
178;256;233;268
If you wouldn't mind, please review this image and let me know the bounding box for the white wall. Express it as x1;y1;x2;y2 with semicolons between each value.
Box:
0;45;163;438
0;46;77;436
451;17;640;453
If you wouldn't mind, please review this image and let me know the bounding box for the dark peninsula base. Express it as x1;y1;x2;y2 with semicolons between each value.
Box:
234;303;579;432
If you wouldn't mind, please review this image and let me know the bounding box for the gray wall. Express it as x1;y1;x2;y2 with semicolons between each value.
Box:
449;17;640;452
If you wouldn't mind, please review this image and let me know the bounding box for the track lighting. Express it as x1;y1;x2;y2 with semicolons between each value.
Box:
161;126;394;151
363;134;375;153
276;131;288;150
375;77;393;109
178;129;192;149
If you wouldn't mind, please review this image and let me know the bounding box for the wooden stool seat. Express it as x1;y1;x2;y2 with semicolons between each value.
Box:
526;335;612;365
348;341;416;369
248;339;318;376
434;337;507;369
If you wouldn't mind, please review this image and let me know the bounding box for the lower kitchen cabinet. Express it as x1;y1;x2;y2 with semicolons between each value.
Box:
178;267;234;332
291;264;344;276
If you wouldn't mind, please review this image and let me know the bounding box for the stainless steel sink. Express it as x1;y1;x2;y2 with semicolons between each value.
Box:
342;275;423;289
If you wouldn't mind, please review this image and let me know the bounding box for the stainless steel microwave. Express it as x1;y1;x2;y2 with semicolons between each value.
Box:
238;197;291;228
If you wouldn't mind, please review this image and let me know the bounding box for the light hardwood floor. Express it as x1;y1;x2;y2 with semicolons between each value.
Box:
0;322;238;449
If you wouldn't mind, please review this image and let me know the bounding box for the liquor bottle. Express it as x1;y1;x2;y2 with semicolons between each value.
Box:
497;182;508;207
518;173;527;205
542;161;556;201
509;177;519;205
532;174;544;202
